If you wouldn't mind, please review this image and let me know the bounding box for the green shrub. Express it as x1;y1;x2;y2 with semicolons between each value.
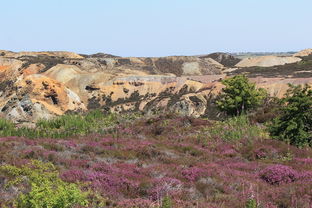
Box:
0;160;88;208
245;198;257;208
216;75;267;116
161;196;172;208
268;84;312;147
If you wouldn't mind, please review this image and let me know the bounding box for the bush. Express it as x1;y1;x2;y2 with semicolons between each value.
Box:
245;198;257;208
216;75;267;116
268;84;312;147
161;196;172;208
0;160;88;208
260;164;298;185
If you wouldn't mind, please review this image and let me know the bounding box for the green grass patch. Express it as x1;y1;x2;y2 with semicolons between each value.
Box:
204;115;267;142
0;110;140;139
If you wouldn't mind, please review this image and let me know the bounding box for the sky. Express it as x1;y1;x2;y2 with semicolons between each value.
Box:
1;0;311;57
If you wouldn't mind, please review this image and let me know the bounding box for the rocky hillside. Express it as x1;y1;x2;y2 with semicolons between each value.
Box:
0;49;312;124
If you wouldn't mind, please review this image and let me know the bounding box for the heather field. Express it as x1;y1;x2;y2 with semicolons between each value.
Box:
0;114;311;208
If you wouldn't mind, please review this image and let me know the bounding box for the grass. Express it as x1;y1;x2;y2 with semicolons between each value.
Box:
204;115;267;142
0;110;140;139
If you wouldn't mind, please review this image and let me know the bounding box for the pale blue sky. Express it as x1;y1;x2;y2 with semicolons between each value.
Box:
1;0;311;57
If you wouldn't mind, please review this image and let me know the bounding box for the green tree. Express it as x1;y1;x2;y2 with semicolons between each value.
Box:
216;75;267;116
269;84;312;147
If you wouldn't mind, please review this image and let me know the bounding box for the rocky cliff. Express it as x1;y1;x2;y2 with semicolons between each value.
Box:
0;49;311;124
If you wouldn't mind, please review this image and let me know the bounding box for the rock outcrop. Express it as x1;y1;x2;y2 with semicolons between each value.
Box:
0;50;312;124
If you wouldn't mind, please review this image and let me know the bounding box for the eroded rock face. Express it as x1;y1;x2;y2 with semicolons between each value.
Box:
200;53;241;67
0;50;311;124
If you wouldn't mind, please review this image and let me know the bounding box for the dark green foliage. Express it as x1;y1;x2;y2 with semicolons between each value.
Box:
216;75;267;116
269;84;312;147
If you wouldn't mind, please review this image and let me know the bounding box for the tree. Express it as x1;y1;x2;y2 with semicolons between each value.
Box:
216;75;267;116
269;84;312;147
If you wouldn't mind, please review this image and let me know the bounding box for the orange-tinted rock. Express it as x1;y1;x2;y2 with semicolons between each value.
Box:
21;64;45;76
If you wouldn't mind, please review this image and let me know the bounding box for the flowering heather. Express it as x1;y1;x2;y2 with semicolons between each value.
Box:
149;177;183;201
117;198;155;208
260;164;299;185
294;157;312;164
181;167;205;182
254;146;278;159
0;114;312;207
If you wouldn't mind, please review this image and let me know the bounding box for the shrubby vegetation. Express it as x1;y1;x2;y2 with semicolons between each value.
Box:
218;75;312;148
0;75;312;207
0;160;88;208
205;115;266;142
269;84;312;147
245;198;257;208
216;75;267;116
160;196;172;208
0;112;311;207
0;110;140;138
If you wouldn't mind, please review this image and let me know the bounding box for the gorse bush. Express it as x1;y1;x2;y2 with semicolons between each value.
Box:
269;84;312;147
217;75;267;116
0;160;88;208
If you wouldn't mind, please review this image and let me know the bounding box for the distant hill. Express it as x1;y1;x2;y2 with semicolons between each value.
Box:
0;49;312;124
